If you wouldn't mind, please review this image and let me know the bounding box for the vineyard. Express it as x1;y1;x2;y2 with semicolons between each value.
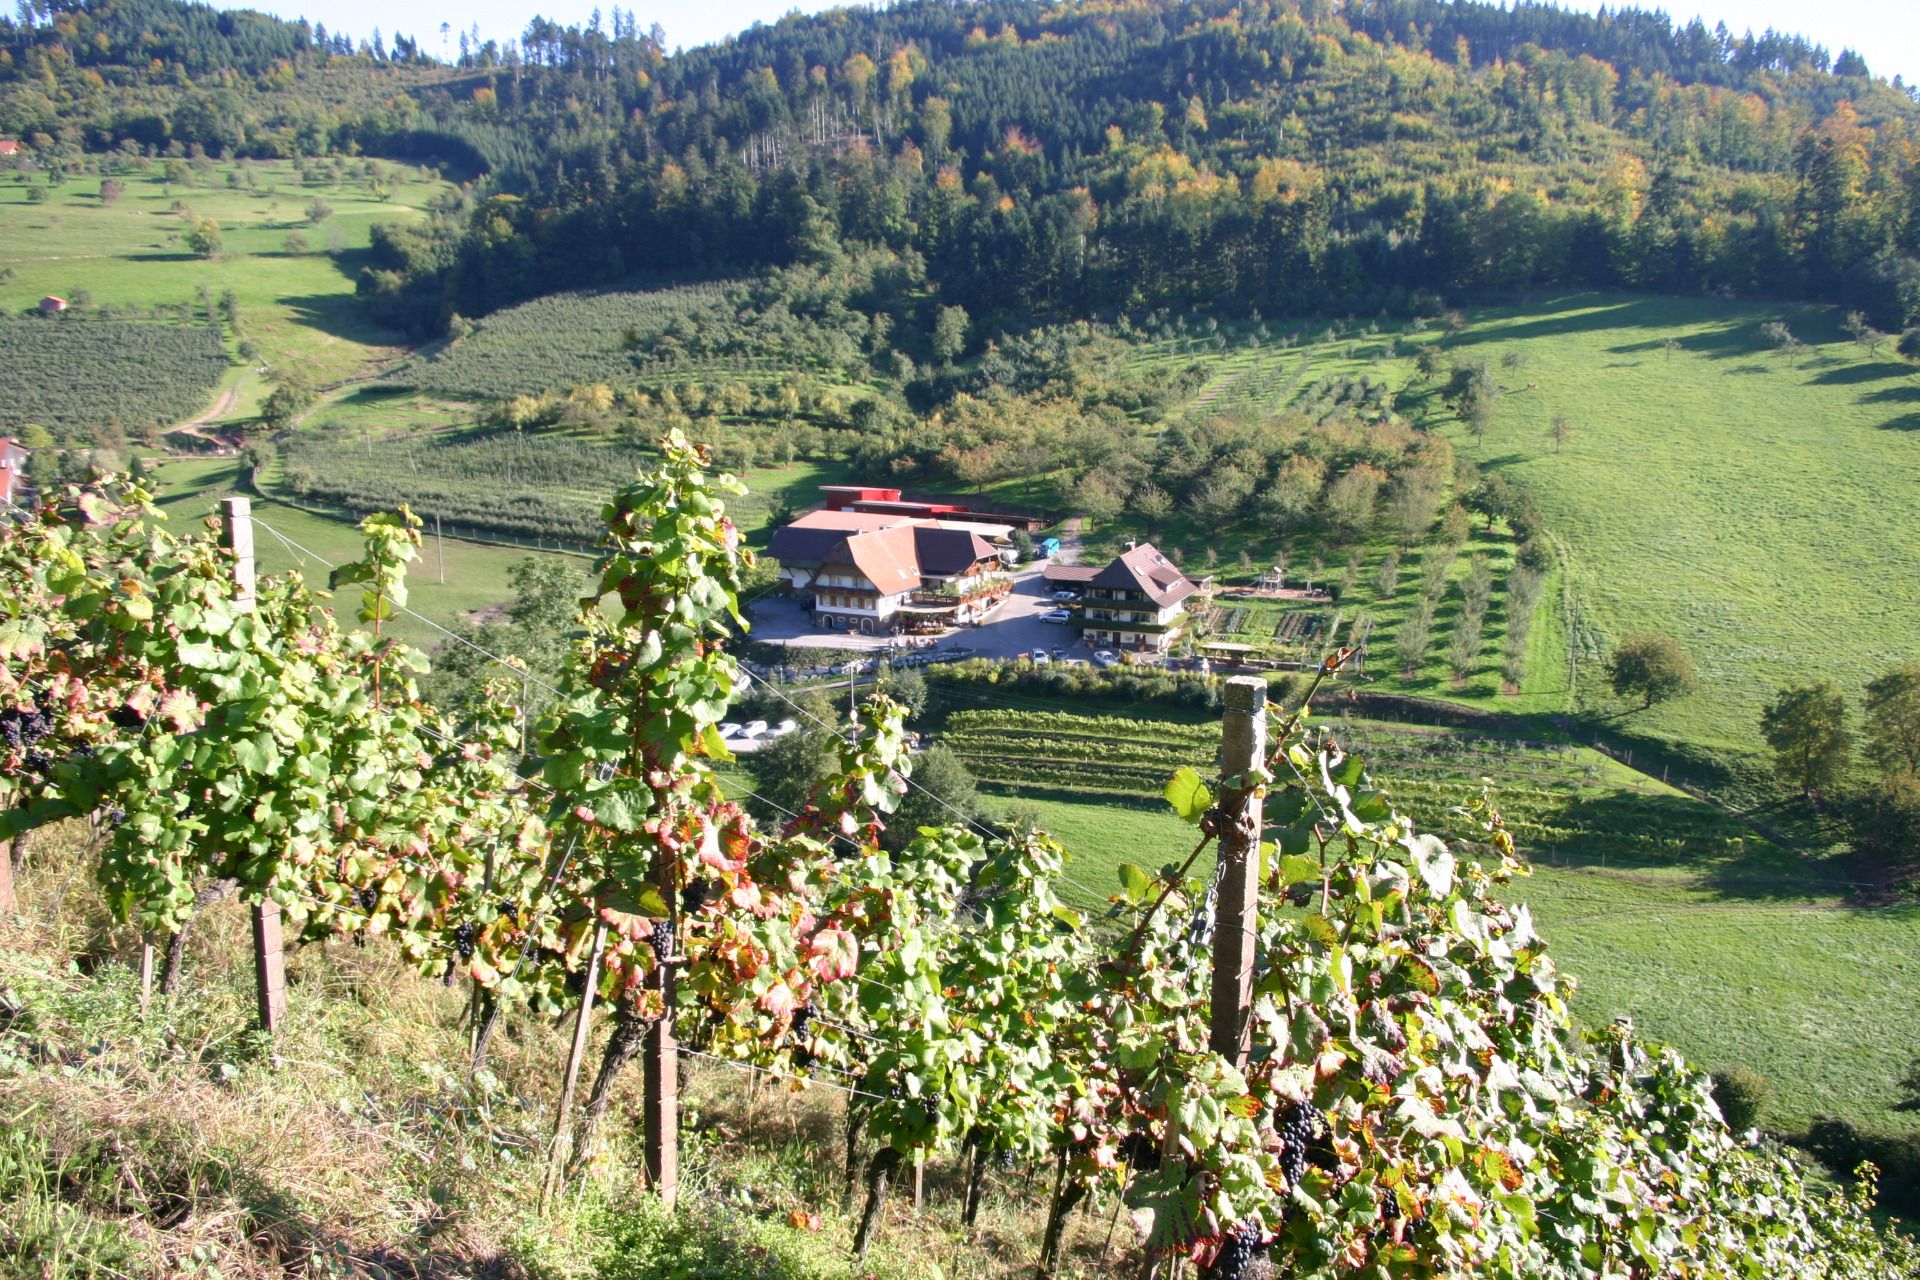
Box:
2;452;1915;1279
400;280;734;397
0;317;226;439
279;427;642;546
941;707;1754;875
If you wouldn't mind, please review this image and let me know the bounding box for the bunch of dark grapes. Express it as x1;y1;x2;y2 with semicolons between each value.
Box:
792;1043;815;1069
791;1004;813;1038
495;900;518;921
355;886;379;913
995;1148;1016;1171
1278;1101;1320;1189
649;919;674;961
3;703;55;748
452;922;476;960
680;880;711;915
1203;1221;1264;1280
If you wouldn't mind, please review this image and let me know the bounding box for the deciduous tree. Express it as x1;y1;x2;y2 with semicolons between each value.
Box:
1607;632;1697;709
1759;681;1852;798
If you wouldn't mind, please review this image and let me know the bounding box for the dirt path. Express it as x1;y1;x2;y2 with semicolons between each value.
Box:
173;385;240;439
1055;516;1086;565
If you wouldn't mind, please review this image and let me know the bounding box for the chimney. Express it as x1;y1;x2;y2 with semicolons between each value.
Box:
1125;539;1137;551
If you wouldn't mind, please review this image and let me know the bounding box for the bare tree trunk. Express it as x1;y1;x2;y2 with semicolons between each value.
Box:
842;1104;868;1209
963;1129;990;1228
1036;1150;1088;1278
160;879;235;996
853;1148;903;1261
567;1009;647;1180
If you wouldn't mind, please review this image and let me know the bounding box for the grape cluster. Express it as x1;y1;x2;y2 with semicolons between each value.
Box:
649;919;674;961
452;922;476;960
1204;1221;1265;1280
355;886;379;913
495;899;518;921
791;1004;813;1038
680;880;710;914
995;1147;1016;1171
2;703;55;748
108;702;147;731
1278;1100;1321;1189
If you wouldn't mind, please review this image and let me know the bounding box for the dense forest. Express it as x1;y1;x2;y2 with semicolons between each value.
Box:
6;0;1920;343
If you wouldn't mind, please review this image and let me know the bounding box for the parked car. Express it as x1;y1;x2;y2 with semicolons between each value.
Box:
1092;650;1117;668
740;720;771;739
768;719;798;738
1032;651;1051;666
1051;589;1080;603
1041;608;1072;624
1062;658;1091;668
717;722;744;740
1051;648;1067;661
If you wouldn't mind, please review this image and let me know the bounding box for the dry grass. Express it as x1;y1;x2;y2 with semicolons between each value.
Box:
0;829;1119;1279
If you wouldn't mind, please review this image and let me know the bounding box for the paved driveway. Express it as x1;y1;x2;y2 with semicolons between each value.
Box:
963;570;1093;660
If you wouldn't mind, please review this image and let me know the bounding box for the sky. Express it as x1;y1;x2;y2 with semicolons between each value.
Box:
233;0;1920;85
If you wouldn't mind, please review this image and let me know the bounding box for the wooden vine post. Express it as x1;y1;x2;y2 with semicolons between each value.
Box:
0;837;14;915
1209;676;1267;1068
222;497;286;1036
644;854;680;1204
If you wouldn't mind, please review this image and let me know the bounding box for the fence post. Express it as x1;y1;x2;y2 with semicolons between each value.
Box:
1209;676;1267;1070
0;838;13;915
645;864;681;1204
222;497;286;1037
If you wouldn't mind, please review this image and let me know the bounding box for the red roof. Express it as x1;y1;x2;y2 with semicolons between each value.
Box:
1090;543;1199;609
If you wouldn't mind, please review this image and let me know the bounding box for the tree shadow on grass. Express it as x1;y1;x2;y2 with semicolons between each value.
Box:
279;290;408;349
1860;384;1920;406
1879;413;1920;432
1523;788;1863;902
1808;361;1911;386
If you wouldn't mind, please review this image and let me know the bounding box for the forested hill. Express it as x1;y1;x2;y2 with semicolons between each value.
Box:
361;0;1920;338
6;0;1920;339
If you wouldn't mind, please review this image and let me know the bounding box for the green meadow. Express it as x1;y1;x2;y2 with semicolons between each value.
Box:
1113;293;1920;761
0;159;452;417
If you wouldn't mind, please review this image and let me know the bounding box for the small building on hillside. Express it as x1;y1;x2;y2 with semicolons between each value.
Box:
37;296;67;314
0;139;24;157
1077;542;1204;656
768;508;1010;635
817;484;1049;533
0;438;31;508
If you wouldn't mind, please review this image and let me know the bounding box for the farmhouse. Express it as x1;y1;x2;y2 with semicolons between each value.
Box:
1075;542;1204;656
0;438;30;507
0;139;23;156
768;508;1010;635
38;296;67;314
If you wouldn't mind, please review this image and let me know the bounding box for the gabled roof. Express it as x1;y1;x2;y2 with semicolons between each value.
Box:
1090;543;1199;609
767;508;906;566
912;525;998;576
826;524;922;594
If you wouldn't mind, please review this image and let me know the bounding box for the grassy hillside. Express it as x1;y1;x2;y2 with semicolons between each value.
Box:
0;159;453;428
1099;292;1920;761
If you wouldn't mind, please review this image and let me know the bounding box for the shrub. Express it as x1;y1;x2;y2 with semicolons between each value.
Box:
1712;1065;1772;1132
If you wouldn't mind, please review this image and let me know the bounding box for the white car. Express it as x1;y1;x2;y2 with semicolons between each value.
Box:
1092;650;1118;668
769;719;798;738
740;720;771;739
1051;589;1080;603
1032;651;1051;666
717;722;744;740
1041;608;1072;624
